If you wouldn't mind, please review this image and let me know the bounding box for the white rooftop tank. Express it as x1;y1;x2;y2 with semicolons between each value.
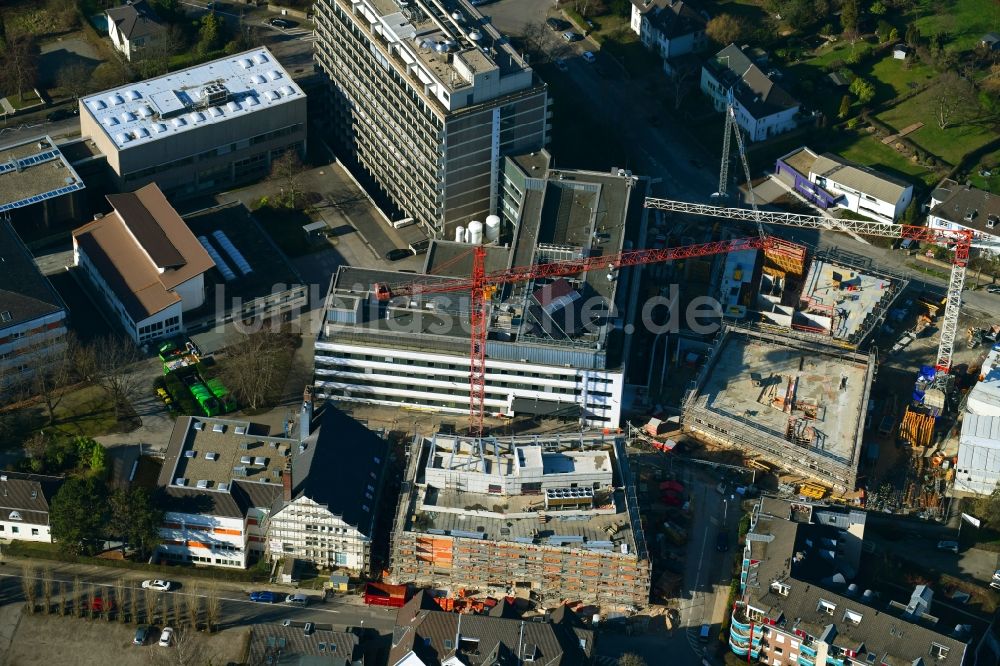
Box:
467;220;484;244
455;225;466;243
485;214;501;242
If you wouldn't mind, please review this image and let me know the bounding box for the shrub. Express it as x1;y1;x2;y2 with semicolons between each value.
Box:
846;117;860;129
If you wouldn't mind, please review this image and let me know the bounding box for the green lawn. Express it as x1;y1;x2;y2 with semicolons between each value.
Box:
2;384;120;453
5;90;43;110
862;56;936;103
830;131;941;187
877;88;997;165
911;0;1000;53
969;148;1000;192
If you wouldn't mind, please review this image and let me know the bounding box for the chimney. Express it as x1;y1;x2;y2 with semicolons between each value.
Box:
282;462;292;502
299;386;314;443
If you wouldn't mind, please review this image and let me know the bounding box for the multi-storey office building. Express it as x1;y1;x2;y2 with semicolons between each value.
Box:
389;432;651;608
313;160;648;427
313;0;549;235
79;47;305;198
730;497;968;665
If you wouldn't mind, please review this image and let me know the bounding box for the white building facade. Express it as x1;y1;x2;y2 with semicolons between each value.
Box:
0;473;63;544
927;180;1000;256
630;0;708;61
955;345;1000;495
266;496;371;571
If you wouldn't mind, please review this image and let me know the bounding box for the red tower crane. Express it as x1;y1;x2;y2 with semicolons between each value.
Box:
373;235;806;436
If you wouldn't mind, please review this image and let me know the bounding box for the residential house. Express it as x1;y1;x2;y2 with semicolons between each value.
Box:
247;623;360;665
629;0;709;70
927;179;1000;256
775;146;914;223
730;497;969;664
389;591;595;665
981;33;1000;51
265;393;389;574
0;222;68;392
701;44;800;142
106;0;167;61
72;183;215;344
0;472;64;543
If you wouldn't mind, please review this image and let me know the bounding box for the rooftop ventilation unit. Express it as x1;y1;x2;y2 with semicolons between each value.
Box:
212;423;225;433
202;82;229;106
987;215;998;229
205;452;218;461
196;479;209;489
217;482;228;492
193;421;205;431
234;425;246;435
240;455;252;465
184;450;196;458
253;456;267;467
232;466;247;477
174;478;187;486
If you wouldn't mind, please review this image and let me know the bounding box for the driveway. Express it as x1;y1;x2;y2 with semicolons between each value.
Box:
38;33;104;88
482;0;552;36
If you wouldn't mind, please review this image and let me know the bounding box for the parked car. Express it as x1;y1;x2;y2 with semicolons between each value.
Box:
991;581;1000;590
581;51;596;63
269;17;297;29
46;108;77;122
158;627;174;647
134;625;150;645
937;540;959;553
285;593;309;607
699;624;711;642
987;285;1000;294
91;596;114;612
716;531;729;552
155;388;173;405
545;17;569;31
249;590;278;603
993;568;1000;582
142;579;173;591
385;248;414;261
562;31;582;42
554;58;568;72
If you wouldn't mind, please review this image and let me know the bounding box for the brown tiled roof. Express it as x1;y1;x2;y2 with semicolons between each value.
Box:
72;183;214;321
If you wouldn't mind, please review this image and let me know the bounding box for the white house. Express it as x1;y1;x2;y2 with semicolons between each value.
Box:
775;146;914;223
72;183;215;345
106;0;166;62
701;44;800;142
0;472;64;544
927;180;1000;256
629;0;709;64
954;346;1000;495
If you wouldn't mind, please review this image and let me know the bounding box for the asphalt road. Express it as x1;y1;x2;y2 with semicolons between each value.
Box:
0;562;397;634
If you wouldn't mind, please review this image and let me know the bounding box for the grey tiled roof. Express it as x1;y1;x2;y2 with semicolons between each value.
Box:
0;471;63;525
929;180;1000;237
705;44;799;120
106;0;166;41
0;222;66;332
389;592;594;665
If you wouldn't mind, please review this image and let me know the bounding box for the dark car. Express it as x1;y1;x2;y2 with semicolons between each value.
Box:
249;590;278;603
385;248;414;261
546;17;569;31
562;31;583;42
47;108;77;122
133;625;151;646
716;531;729;552
269;17;297;29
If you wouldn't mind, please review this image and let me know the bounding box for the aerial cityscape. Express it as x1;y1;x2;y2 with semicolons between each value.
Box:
0;0;999;664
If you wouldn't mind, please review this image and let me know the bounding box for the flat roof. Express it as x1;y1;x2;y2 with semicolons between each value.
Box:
0;135;85;213
811;152;912;203
80;47;303;151
692;333;869;465
0;222;66;331
802;259;896;340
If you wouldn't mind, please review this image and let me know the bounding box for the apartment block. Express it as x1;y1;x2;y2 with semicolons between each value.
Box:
389;432;651;608
313;0;549;235
731;497;968;665
313;159;649;427
79;47;305;197
0;222;68;392
0;135;86;236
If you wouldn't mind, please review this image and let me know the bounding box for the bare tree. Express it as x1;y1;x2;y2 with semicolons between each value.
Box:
185;589;201;630
268;149;307;208
205;585;221;633
30;337;76;426
57;581;67;616
518;22;549;58
21;563;36;614
144;588;157;624
93;335;142;421
55;62;93;100
127;585;138;625
73;576;83;617
86;584;96;620
42;570;52;615
666;66;696;110
2;33;40;102
171;593;182;628
116;579;127;623
933;72;976;129
221;330;295;410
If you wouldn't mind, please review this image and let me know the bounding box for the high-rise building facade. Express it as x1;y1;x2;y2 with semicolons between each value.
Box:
313;0;549;236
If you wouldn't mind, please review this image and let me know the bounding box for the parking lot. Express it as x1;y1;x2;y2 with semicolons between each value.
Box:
3;613;249;666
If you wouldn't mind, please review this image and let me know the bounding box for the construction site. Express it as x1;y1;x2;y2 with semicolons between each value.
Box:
388;431;651;609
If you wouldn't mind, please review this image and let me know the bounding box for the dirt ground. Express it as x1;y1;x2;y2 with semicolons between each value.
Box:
4;613;249;666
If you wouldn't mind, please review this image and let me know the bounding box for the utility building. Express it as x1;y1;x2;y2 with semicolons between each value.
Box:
389;431;651;608
313;158;649;427
313;0;549;235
